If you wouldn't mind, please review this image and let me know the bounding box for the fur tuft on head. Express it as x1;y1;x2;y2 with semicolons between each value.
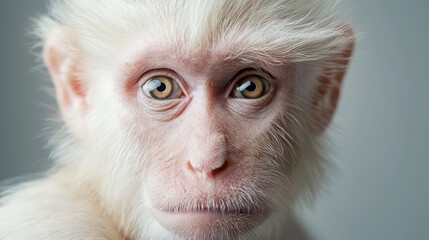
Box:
34;0;353;66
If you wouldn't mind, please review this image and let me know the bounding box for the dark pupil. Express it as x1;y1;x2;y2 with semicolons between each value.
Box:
245;81;256;91
156;82;166;92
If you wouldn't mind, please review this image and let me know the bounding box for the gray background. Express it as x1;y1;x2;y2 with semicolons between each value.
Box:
0;1;428;240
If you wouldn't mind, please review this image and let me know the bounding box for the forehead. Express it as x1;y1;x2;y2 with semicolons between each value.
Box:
118;41;251;83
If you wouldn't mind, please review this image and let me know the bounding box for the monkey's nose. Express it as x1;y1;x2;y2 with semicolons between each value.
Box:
187;134;228;177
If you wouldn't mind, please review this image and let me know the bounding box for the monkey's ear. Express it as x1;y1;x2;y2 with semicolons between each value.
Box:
43;29;87;136
311;26;355;133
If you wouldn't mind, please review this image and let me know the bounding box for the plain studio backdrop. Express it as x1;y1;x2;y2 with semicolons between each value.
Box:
0;1;428;240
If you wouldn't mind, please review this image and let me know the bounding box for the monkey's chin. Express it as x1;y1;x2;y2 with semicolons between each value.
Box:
152;208;269;239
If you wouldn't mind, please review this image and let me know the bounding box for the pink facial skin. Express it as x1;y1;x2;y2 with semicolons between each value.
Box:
111;45;295;238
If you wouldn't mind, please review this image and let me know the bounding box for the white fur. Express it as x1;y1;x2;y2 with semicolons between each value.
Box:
1;0;353;239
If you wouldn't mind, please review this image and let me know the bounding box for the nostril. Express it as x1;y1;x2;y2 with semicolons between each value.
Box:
186;161;197;173
210;161;228;176
187;158;228;177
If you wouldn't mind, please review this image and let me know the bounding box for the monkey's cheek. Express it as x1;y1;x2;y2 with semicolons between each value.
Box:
151;208;269;238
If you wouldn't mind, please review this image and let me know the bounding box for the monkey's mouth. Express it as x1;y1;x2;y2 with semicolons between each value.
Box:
151;203;269;238
161;205;264;215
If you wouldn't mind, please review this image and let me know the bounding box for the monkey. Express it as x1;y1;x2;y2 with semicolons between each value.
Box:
0;0;354;239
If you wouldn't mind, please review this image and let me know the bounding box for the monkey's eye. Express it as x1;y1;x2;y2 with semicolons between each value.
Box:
231;75;270;99
142;76;183;100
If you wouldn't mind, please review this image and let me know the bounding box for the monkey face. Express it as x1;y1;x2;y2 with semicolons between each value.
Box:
78;45;300;238
40;1;353;237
